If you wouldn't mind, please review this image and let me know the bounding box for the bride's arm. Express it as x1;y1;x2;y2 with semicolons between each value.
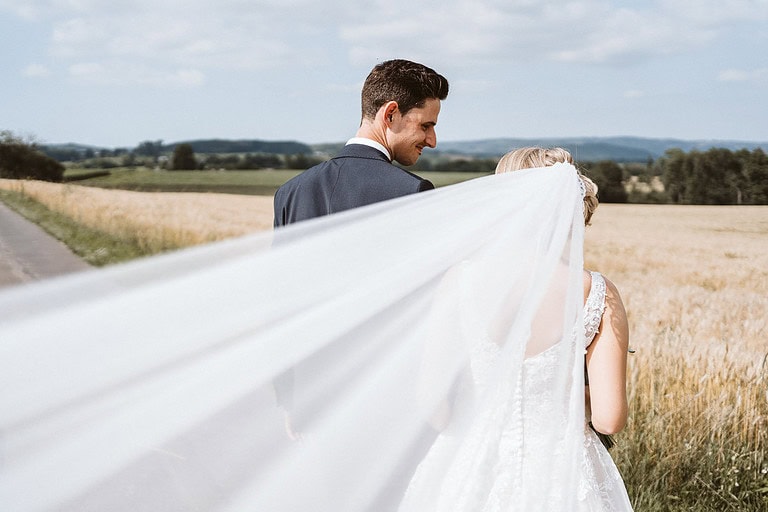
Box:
585;276;629;435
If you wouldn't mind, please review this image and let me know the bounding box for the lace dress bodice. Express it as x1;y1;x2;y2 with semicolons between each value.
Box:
399;270;633;512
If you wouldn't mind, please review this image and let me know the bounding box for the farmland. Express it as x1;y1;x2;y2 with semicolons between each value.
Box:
0;175;766;510
64;167;490;195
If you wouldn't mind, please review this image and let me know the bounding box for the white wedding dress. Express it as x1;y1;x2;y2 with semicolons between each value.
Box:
579;272;634;510
399;270;633;512
0;163;633;511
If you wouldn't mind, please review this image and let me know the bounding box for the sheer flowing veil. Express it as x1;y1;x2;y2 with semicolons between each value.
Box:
0;163;586;511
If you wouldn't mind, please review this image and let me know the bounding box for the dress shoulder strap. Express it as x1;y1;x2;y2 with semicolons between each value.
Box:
583;271;607;347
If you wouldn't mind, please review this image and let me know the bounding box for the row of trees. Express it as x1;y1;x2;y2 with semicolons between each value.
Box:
659;147;768;204
6;130;767;204
575;148;768;205
42;139;316;168
43;146;133;161
167;144;327;171
0;131;64;182
47;145;325;171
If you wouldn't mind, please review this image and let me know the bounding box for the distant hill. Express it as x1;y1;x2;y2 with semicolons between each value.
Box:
42;139;313;157
433;136;767;162
163;139;312;155
42;136;767;163
41;142;103;152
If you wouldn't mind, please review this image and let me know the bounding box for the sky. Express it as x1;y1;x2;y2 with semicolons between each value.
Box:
1;0;767;149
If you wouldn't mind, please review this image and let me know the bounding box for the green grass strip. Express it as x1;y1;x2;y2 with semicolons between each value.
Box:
0;189;150;266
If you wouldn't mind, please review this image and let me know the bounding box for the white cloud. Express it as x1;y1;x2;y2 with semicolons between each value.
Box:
22;63;52;78
623;89;645;99
340;0;768;66
7;0;337;89
69;61;205;87
718;68;768;84
547;6;716;64
0;0;44;20
719;69;751;82
5;0;768;87
657;0;768;25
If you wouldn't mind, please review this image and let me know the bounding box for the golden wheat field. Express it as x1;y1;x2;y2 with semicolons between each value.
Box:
1;178;766;509
584;204;768;508
0;179;274;252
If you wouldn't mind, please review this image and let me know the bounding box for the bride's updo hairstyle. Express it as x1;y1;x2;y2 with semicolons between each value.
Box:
495;147;599;225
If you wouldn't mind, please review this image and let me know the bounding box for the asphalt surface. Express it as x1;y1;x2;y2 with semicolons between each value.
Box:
0;201;92;289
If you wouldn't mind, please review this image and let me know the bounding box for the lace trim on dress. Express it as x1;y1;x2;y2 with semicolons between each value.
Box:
583;271;606;348
577;271;633;510
578;426;631;509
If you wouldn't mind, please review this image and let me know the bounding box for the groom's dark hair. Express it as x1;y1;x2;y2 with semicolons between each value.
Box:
361;59;449;120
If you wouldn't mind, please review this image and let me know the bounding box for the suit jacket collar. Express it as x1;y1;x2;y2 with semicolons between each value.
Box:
338;142;392;162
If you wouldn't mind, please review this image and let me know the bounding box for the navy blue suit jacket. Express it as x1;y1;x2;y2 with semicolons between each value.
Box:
273;143;434;227
271;144;437;510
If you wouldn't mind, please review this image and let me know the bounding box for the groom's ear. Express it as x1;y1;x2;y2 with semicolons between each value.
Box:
382;101;399;125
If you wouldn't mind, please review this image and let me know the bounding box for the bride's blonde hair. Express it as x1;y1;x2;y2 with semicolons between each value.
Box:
495;147;598;225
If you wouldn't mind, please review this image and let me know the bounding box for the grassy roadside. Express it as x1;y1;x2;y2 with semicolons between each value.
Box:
0;189;150;266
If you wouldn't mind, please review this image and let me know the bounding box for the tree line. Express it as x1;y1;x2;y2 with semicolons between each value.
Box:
659;147;768;205
3;131;766;204
36;140;327;172
167;143;328;171
0;131;64;182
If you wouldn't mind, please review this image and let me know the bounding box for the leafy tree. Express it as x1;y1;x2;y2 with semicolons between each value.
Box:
660;148;687;203
431;158;497;172
170;143;197;170
121;152;137;168
203;154;240;170
240;153;283;169
0;131;64;182
684;149;743;204
584;160;628;203
134;140;164;162
660;147;768;204
39;146;82;162
285;153;324;170
741;148;768;204
709;148;744;204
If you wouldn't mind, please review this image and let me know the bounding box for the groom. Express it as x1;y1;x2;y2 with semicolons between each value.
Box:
272;57;449;425
272;58;449;510
273;58;449;226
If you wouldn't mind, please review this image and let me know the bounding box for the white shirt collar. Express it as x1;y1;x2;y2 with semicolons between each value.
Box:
346;137;392;161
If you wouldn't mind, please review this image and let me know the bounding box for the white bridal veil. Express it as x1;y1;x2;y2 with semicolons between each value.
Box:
0;163;586;511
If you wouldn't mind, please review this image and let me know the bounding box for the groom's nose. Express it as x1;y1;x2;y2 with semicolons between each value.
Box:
425;127;437;148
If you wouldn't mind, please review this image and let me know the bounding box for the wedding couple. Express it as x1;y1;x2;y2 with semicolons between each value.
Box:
274;59;633;511
0;60;633;512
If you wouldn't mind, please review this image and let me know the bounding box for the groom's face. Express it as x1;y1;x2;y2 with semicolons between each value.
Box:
388;98;441;166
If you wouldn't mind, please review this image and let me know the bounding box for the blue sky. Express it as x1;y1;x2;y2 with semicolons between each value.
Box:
2;0;767;148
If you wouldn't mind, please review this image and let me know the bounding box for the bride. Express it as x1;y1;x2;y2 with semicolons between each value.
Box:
398;147;633;511
0;154;632;511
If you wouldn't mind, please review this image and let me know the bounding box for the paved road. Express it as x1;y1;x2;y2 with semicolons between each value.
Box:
0;201;92;288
